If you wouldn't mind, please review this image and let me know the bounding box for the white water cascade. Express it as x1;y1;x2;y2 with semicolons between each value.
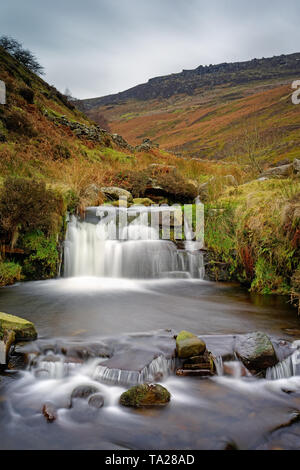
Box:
64;206;205;279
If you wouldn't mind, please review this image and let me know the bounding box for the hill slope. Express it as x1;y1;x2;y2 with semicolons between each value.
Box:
79;53;300;162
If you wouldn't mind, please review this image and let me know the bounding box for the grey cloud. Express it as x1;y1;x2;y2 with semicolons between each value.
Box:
0;0;299;98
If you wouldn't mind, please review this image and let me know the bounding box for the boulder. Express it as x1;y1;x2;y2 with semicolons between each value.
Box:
135;139;159;152
235;331;277;371
176;331;206;359
100;187;133;203
0;312;37;342
263;164;293;178
120;384;170;408
293;159;300;173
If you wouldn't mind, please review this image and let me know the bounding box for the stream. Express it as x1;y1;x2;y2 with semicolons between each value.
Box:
0;206;300;450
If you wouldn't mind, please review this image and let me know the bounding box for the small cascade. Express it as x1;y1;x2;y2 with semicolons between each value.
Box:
266;351;299;380
93;356;175;386
64;206;205;279
27;349;175;387
213;356;224;376
29;353;81;379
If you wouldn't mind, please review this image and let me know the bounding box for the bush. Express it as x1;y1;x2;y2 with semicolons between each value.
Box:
0;261;22;286
21;231;59;280
0;177;64;244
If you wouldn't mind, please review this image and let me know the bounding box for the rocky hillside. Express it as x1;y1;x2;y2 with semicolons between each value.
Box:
78;53;300;162
80;53;300;106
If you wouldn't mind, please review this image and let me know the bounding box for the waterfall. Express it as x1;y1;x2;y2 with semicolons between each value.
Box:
266;351;299;380
64;206;205;279
29;350;175;386
93;356;175;386
214;356;224;376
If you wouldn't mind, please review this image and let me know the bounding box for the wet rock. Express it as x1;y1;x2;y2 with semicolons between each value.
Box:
235;331;278;371
0;312;37;342
183;351;214;371
88;393;104;409
176;369;213;377
71;384;99;400
176;331;206;359
42;402;57;422
0;342;5;365
120;384;170;408
59;341;112;359
7;353;28;370
2;330;16;364
100;187;133;203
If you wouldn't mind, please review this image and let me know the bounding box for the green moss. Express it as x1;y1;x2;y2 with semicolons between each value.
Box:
0;261;22;287
0;311;37;341
120;384;171;408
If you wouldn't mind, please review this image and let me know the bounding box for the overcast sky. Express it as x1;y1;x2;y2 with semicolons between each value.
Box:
0;0;299;99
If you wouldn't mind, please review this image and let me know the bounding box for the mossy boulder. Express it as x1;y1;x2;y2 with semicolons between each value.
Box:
100;187;133;203
120;384;171;408
235;331;277;371
0;312;37;341
176;331;206;359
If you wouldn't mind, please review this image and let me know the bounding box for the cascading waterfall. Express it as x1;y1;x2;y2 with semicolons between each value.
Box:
28;350;175;386
266;351;299;380
64;206;205;279
93;356;176;386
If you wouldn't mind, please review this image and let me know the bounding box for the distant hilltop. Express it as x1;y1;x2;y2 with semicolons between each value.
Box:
78;52;300;109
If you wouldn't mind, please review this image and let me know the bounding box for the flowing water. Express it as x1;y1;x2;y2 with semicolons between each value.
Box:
1;206;300;450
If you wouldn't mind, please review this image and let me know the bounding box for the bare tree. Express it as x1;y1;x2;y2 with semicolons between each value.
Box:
0;35;44;75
